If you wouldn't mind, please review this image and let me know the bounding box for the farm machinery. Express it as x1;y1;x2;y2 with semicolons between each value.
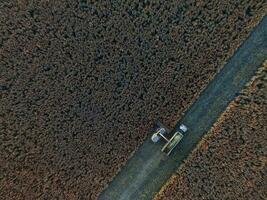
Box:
151;123;188;155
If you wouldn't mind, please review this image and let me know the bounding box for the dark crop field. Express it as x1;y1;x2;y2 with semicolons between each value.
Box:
155;61;267;200
0;0;266;199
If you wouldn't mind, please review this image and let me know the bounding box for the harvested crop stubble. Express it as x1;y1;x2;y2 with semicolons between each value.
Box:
155;61;267;200
0;0;266;199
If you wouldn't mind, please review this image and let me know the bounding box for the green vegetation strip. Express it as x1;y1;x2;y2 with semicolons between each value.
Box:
99;15;267;200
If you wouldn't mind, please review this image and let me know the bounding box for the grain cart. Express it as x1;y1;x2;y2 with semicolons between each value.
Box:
151;124;188;155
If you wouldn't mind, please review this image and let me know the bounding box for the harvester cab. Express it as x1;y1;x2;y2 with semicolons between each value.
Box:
151;123;188;155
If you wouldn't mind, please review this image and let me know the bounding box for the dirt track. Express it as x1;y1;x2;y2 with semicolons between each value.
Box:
0;0;266;199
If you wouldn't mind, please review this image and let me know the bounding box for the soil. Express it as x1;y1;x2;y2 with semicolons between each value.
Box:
155;61;267;200
0;0;266;199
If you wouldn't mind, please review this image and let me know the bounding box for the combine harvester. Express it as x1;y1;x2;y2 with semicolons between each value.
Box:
151;123;188;155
